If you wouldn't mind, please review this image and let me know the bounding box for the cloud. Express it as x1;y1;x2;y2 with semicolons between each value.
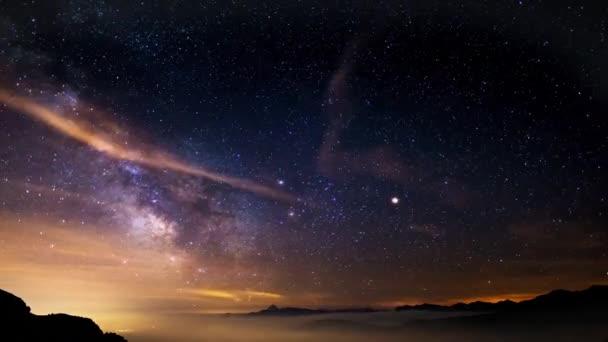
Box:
317;42;474;209
184;288;282;302
0;89;295;201
318;41;411;183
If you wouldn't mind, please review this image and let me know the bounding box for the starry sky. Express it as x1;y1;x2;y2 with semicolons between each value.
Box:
0;0;607;332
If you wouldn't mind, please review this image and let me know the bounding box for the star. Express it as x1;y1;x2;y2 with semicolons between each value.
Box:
391;197;399;205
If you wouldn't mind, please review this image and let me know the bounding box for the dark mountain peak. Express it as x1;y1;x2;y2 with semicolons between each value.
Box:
516;284;608;311
266;304;279;311
0;288;31;318
0;288;127;342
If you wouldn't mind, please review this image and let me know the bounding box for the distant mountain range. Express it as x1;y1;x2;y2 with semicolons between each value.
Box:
246;285;608;341
396;285;608;312
240;304;381;316
0;289;126;342
242;285;608;317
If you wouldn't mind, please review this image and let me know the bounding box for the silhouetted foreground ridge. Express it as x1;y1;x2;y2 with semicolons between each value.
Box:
0;288;126;342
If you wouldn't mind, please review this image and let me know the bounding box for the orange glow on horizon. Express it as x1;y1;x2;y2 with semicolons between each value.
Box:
0;214;287;332
384;292;539;308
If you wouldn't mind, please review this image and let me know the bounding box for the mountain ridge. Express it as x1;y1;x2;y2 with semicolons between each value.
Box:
235;304;381;317
396;284;608;312
0;288;127;342
238;285;608;317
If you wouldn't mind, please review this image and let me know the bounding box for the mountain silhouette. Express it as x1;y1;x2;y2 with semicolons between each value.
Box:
268;285;608;341
244;304;379;316
397;285;608;341
396;285;608;312
241;285;608;318
0;288;127;342
396;299;517;312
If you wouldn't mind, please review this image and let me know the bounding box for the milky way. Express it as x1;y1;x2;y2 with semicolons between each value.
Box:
0;0;607;333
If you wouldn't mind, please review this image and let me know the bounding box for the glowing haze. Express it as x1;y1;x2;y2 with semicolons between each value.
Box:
0;214;285;331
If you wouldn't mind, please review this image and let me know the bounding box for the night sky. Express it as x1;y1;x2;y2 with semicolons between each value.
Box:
0;0;607;332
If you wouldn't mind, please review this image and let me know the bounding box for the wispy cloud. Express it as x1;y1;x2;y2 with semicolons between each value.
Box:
0;89;294;201
184;288;282;302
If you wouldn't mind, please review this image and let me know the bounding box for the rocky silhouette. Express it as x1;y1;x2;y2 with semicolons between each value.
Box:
0;288;127;342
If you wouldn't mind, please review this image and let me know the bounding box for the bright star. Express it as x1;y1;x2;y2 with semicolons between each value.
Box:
391;197;399;205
